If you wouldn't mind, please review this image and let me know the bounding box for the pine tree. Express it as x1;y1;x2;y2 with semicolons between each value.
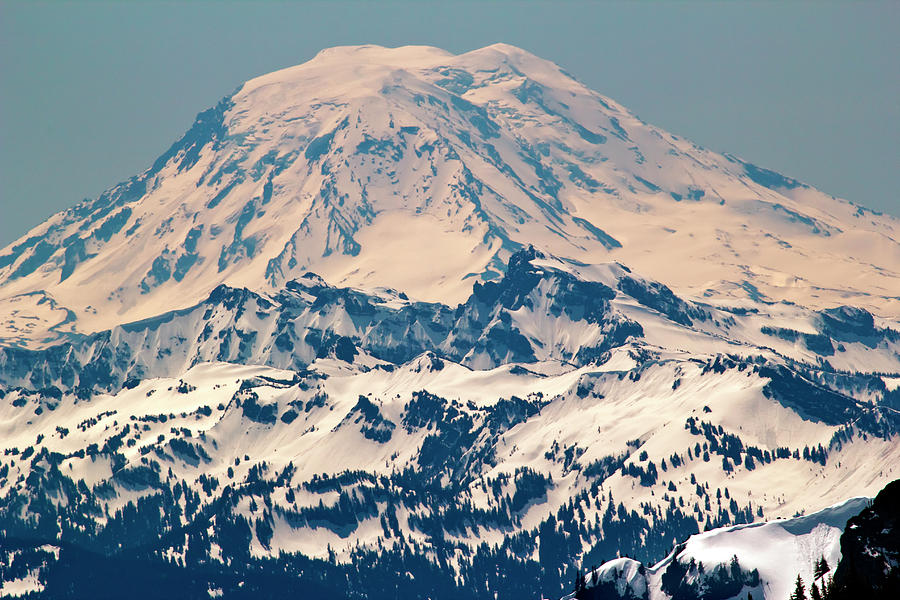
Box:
574;572;585;596
820;574;834;600
814;556;830;580
810;582;822;600
790;574;807;600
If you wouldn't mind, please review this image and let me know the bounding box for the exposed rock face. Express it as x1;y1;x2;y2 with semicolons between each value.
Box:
832;479;900;599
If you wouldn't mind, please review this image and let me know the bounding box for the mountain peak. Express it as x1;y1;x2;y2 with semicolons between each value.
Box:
303;42;544;70
1;44;899;344
239;42;564;101
456;42;565;75
311;43;454;63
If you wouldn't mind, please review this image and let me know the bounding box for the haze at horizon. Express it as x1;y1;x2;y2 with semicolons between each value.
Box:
1;0;897;246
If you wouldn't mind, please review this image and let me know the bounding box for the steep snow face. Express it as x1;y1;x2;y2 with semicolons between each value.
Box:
1;44;898;345
568;497;868;600
652;497;868;600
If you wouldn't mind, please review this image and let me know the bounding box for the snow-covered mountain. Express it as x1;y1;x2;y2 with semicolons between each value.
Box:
1;44;898;599
1;250;898;597
1;44;899;347
3;247;899;396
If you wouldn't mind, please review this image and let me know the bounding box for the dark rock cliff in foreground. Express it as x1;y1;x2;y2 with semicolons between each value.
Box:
832;478;900;599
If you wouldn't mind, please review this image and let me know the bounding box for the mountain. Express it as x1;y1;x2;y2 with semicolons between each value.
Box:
0;44;899;599
1;249;898;598
3;247;899;397
1;44;899;348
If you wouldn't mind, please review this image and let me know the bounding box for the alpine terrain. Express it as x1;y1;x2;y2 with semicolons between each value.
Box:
0;44;898;599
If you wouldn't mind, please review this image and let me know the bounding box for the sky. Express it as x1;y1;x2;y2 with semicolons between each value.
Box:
1;1;898;247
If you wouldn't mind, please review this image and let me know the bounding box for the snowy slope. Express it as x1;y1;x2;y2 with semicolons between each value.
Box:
1;44;898;346
2;251;898;531
567;496;868;600
2;354;895;554
2;251;898;567
2;341;896;597
3;249;898;401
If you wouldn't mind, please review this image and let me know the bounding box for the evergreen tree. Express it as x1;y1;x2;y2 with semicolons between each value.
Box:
810;582;822;600
574;572;585;595
814;556;830;580
790;574;807;600
819;574;834;600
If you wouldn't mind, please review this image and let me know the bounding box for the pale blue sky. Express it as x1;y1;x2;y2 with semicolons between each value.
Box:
1;1;898;247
